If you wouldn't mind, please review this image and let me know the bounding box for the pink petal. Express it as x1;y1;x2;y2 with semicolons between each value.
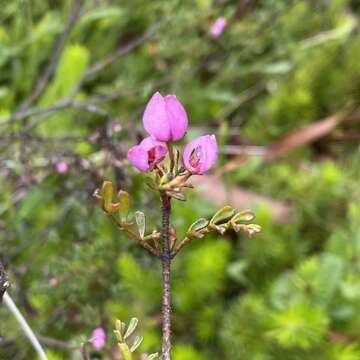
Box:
143;92;171;141
127;145;150;172
164;95;188;141
183;134;218;174
140;137;167;161
199;135;218;174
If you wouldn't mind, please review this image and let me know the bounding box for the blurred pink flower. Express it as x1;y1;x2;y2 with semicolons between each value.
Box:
91;327;106;350
209;17;227;38
56;161;68;174
49;277;58;287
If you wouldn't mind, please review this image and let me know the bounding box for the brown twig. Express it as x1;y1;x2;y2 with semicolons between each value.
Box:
0;99;111;126
85;26;158;78
234;0;253;20
37;335;75;350
107;214;160;257
80;341;91;360
70;24;161;97
171;237;191;258
160;193;172;360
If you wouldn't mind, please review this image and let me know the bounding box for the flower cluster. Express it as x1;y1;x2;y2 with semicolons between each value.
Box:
127;92;218;177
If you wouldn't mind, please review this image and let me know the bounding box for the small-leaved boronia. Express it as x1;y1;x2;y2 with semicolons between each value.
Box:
94;91;261;360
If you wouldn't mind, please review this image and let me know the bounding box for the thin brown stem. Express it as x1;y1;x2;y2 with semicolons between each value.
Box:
172;236;191;258
80;341;91;360
107;214;160;257
161;193;172;360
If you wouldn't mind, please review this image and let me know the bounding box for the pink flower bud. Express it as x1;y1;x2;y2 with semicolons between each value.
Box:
127;136;167;172
56;161;68;174
91;327;106;350
183;135;218;175
209;17;227;38
143;91;188;142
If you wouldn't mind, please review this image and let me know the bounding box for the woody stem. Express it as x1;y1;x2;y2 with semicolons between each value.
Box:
161;193;172;360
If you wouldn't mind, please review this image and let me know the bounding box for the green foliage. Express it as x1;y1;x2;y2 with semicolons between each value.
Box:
0;0;360;359
173;344;206;360
269;302;328;349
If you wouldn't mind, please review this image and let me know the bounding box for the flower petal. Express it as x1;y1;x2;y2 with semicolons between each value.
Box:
164;95;188;141
183;134;218;174
139;136;167;162
127;145;150;172
200;135;218;174
183;137;201;173
143;92;171;141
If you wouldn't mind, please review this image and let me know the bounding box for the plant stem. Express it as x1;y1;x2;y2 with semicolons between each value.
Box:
167;142;175;173
107;214;160;257
3;292;48;360
161;193;172;360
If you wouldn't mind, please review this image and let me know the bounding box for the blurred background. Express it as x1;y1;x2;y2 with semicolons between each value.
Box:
0;0;360;359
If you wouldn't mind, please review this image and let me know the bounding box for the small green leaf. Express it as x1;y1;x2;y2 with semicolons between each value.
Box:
114;319;125;341
210;206;235;225
145;177;158;190
167;191;186;201
119;343;132;360
114;320;124;342
114;330;122;342
189;218;209;232
115;319;122;332
130;335;143;352
148;353;159;360
232;209;255;223
135;212;146;238
124;317;139;339
118;190;131;220
101;181;114;213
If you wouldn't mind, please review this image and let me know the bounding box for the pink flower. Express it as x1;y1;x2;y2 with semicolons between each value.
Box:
183;135;218;174
127;136;167;172
56;161;68;174
49;277;58;287
209;17;227;38
91;327;106;350
143;91;188;142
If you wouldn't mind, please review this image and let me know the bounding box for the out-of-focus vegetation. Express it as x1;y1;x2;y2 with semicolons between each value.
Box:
0;0;360;359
